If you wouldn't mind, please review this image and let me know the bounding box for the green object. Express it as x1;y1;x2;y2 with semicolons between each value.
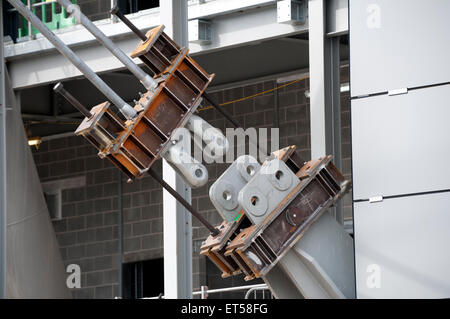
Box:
55;0;77;29
17;0;29;37
233;213;242;222
17;0;78;38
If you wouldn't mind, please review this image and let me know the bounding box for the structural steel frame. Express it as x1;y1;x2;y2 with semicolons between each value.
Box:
308;0;346;224
0;1;6;300
0;0;350;299
161;0;193;299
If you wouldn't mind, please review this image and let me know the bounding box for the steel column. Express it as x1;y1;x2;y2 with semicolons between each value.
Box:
0;0;6;300
160;0;192;300
326;36;342;224
309;0;327;159
308;0;343;224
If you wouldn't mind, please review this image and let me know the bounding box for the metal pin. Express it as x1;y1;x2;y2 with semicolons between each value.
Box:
53;83;92;119
110;6;148;42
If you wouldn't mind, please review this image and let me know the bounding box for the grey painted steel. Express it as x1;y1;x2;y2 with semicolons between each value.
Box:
0;1;6;299
209;155;261;222
354;193;450;298
222;153;354;298
349;0;450;97
279;249;343;298
328;36;342;224
6;0;137;119
263;264;304;299
289;212;355;298
211;151;354;298
57;0;157;92
5;0;347;90
308;0;343;223
308;1;342;166
238;159;300;225
308;0;327;159
162;128;209;189
326;0;348;36
351;85;450;200
264;212;355;299
273;81;279;128
160;0;193;299
6;1;311;89
4;71;71;298
26;0;34;40
185;114;229;163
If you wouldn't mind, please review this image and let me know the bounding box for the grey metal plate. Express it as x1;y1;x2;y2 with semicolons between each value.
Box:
349;0;450;97
354;192;450;298
351;85;450;200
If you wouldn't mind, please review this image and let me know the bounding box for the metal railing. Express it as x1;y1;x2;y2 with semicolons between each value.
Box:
245;285;273;299
11;0;78;39
10;0;216;41
141;283;272;299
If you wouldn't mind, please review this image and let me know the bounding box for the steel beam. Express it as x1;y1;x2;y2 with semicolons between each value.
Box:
6;1;309;89
326;0;348;36
275;212;355;298
308;0;343;223
6;0;137;119
161;0;192;300
188;0;276;20
5;0;349;90
0;1;6;300
327;36;342;224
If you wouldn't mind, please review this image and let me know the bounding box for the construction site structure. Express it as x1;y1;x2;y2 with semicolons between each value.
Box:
202;146;355;298
4;0;449;300
4;0;355;299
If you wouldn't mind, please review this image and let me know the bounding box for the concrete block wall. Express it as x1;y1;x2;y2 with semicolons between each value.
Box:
32;134;165;298
32;71;352;299
33;135;121;299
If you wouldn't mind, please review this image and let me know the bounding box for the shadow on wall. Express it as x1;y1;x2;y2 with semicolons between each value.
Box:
4;67;71;299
